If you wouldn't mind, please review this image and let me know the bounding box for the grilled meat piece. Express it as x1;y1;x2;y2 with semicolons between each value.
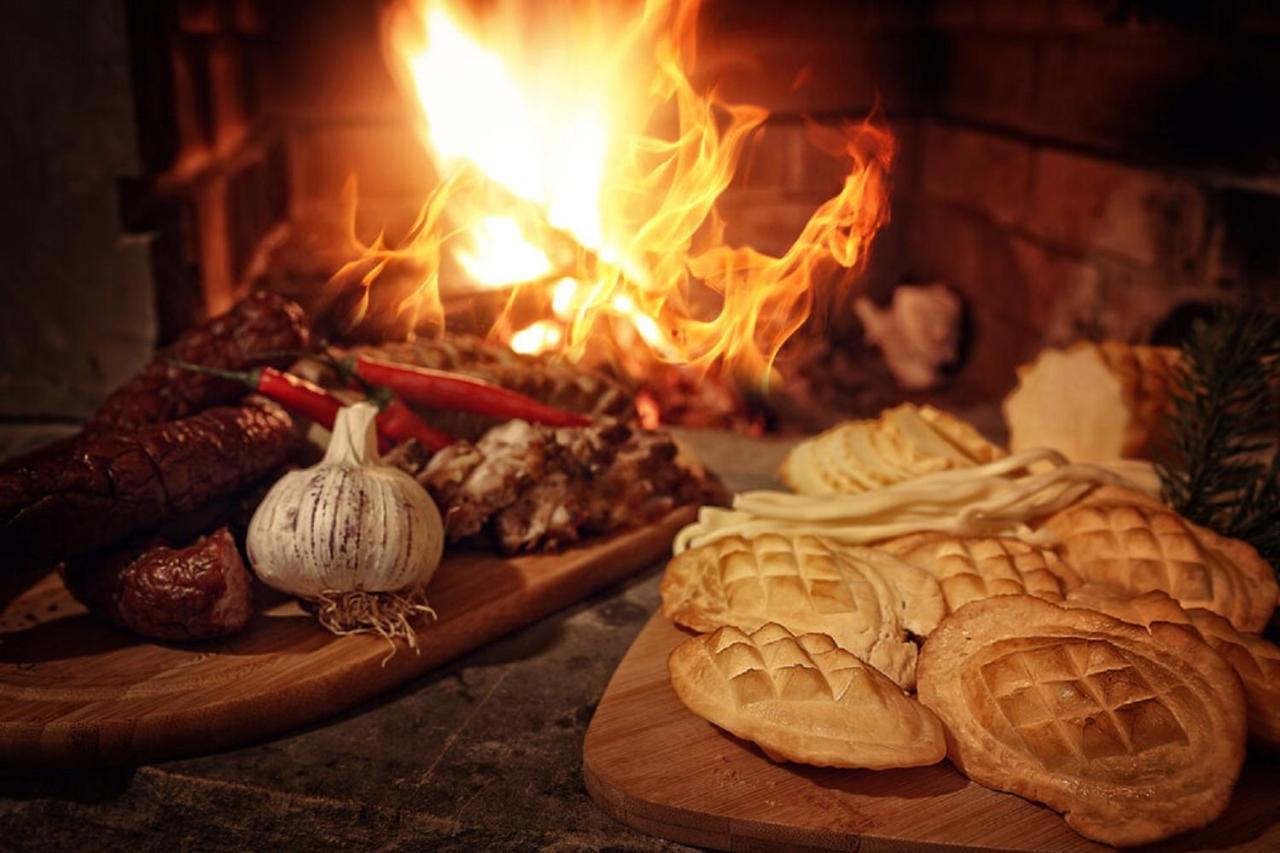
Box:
62;527;253;641
416;418;719;553
422;421;549;539
592;426;701;529
0;398;296;574
90;291;311;432
492;471;582;550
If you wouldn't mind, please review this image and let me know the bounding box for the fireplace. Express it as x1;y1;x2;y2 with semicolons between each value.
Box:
4;0;1280;454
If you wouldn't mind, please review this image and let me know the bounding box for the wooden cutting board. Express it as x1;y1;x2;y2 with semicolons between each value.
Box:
584;613;1280;852
0;507;694;768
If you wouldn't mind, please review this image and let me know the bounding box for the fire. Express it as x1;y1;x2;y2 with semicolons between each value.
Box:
333;0;894;386
510;320;563;356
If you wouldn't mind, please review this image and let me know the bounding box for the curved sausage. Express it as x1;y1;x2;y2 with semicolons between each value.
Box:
90;291;311;432
61;527;253;641
0;398;296;574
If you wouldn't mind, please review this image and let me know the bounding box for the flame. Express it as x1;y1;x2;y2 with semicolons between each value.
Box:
510;320;563;355
334;0;894;386
457;215;553;287
635;390;662;429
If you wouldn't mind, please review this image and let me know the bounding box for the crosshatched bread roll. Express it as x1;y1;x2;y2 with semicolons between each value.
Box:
881;533;1080;613
661;533;945;688
780;403;1004;496
917;595;1246;847
1062;585;1192;627
1003;340;1180;462
668;622;947;769
1042;485;1278;632
1185;608;1280;750
1064;586;1280;750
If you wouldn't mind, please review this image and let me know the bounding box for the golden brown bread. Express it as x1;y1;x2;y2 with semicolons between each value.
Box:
1095;340;1181;455
1185;608;1280;750
917;595;1247;847
780;403;1003;496
1003;340;1179;462
1064;586;1280;750
880;533;1080;613
668;622;947;769
1062;584;1192;627
661;533;945;688
1041;485;1278;632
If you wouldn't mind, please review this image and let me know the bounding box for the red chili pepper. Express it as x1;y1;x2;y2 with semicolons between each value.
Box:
376;400;454;452
254;367;344;430
167;360;436;455
349;355;591;427
170;360;343;427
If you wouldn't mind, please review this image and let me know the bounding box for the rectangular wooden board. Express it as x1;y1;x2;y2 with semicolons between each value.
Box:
0;506;695;768
583;612;1280;852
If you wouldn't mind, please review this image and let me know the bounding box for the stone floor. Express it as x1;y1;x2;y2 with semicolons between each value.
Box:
0;430;794;852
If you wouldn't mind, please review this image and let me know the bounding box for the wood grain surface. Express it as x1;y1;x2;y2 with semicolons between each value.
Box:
0;506;696;768
583;612;1280;852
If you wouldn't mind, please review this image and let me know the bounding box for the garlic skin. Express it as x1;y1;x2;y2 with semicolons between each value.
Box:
247;402;444;599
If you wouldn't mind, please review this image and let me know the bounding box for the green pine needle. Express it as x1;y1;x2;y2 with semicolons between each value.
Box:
1155;306;1280;572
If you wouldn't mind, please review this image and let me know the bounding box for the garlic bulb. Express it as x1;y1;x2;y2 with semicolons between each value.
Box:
247;402;444;645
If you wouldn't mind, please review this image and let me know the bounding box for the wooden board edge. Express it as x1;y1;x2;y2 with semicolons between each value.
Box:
582;613;858;853
1;508;696;769
581;614;1045;853
583;758;735;851
585;608;1280;853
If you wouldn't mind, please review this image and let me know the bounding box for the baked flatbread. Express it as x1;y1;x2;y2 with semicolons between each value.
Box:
1003;340;1179;462
780;403;1003;496
661;533;945;688
881;532;1079;613
917;595;1246;847
1062;584;1192;627
1064;586;1280;750
1042;485;1278;632
669;622;946;769
1185;608;1280;750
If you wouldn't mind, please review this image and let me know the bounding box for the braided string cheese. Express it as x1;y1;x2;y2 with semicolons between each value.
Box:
674;448;1134;555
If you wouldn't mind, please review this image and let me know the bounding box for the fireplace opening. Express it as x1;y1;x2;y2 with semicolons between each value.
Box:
4;0;1280;454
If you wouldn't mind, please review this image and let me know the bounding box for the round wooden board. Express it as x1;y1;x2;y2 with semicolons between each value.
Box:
583;612;1280;852
0;507;695;768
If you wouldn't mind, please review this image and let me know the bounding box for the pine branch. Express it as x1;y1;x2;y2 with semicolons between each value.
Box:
1225;452;1280;566
1155;305;1280;572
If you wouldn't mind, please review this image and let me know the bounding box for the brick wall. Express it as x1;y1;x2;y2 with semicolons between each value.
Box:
123;0;290;342
905;0;1280;395
253;0;437;330
697;1;925;290
264;0;434;231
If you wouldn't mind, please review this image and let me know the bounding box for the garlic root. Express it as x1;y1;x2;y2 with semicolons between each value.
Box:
308;587;438;656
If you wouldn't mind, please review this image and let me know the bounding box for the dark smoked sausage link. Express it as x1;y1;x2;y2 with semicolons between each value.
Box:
89;291;311;432
0;399;296;574
61;527;254;641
